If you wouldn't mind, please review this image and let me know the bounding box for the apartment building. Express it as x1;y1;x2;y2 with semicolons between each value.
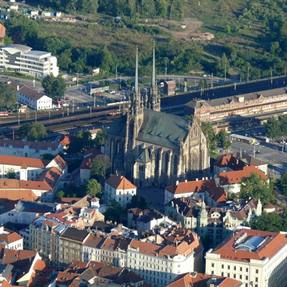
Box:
0;44;59;78
82;228;204;287
17;85;53;110
205;228;287;287
59;227;89;265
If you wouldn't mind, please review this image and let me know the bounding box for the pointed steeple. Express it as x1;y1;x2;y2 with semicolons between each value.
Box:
152;42;156;88
131;46;142;116
135;46;139;97
149;42;160;112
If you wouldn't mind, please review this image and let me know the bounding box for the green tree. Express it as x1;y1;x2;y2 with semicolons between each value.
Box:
94;130;106;147
104;200;126;223
0;83;16;110
42;75;66;100
68;130;92;153
250;212;287;232
86;178;102;197
216;130;231;150
279;172;287;195
240;173;273;204
56;190;65;199
19;122;47;141
201;122;217;153
91;154;111;180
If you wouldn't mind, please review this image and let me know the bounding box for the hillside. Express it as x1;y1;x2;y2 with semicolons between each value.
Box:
5;0;287;79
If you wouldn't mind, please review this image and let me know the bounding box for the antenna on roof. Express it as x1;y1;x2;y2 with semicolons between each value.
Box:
152;41;156;88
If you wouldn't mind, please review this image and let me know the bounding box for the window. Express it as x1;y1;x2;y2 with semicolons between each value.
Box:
234;266;236;271
246;276;248;280
211;263;214;267
221;264;224;269
240;267;242;271
227;265;230;270
256;269;259;274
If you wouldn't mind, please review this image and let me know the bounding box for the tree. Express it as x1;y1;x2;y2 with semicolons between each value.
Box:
201;122;217;153
216;130;231;150
94;130;106;147
250;212;287;232
91;155;111;180
104;200;126;224
86;178;102;197
68;130;92;153
42;75;66;100
19;122;47;141
56;190;65;199
240;174;273;204
0;83;16;110
279;172;287;195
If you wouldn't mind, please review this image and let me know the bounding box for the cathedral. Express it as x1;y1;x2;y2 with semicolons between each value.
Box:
105;47;209;187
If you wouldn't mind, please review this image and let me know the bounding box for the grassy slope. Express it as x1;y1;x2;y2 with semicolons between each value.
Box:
34;0;276;75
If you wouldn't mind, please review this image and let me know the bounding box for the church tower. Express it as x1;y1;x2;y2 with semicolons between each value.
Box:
149;44;160;112
126;47;144;150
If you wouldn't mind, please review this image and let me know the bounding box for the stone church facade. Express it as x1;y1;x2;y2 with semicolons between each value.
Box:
105;47;209;187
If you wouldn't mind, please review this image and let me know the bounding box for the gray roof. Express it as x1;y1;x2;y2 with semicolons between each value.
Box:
18;85;46;101
107;109;190;150
61;227;89;242
138;109;189;150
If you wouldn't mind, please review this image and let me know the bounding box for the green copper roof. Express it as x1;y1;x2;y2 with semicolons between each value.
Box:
138;109;189;150
107;109;190;150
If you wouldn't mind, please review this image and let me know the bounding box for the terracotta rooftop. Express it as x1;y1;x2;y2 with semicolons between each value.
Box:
213;228;287;262
216;154;245;170
106;175;136;190
0;155;45;168
166;179;222;198
218;165;268;185
2;249;36;264
0;189;38;201
168;272;242;287
0;230;22;245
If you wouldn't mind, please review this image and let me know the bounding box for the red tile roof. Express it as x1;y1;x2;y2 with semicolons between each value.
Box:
0;155;45;168
168;273;242;287
216;154;245;170
0;189;38;201
213;228;287;262
0;230;22;244
106;175;136;190
218;165;268;185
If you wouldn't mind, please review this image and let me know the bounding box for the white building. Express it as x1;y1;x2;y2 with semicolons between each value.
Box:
0;154;66;180
17;85;53;110
0;44;59;78
216;165;268;194
105;175;137;207
205;227;287;287
82;228;203;287
0;226;23;250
